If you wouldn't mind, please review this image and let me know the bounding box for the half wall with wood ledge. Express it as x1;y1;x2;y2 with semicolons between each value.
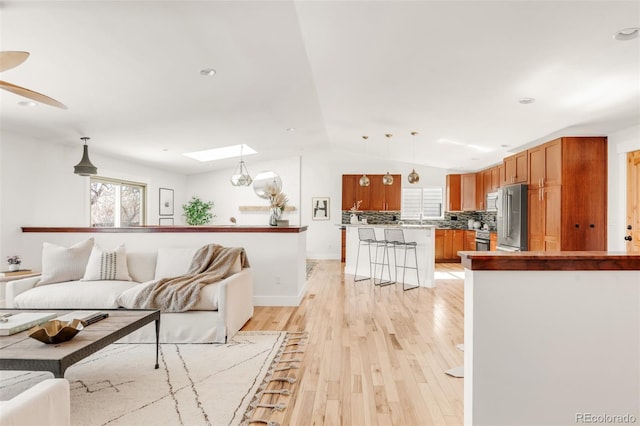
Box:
459;251;640;426
20;226;308;306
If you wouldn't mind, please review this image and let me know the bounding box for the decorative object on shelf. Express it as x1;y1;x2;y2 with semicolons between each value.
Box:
269;191;288;226
359;136;371;187
383;133;394;186
349;200;362;224
408;131;420;184
73;136;98;176
182;196;215;225
28;319;84;344
159;187;174;216
6;255;21;272
253;171;282;199
312;197;330;220
230;144;252;187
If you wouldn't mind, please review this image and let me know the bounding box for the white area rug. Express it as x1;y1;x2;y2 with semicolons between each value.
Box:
1;331;287;426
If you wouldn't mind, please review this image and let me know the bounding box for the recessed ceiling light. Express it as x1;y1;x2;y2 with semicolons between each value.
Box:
17;100;37;107
200;68;216;76
614;27;640;41
500;144;510;148
183;144;257;162
161;148;169;152
518;98;535;104
286;127;295;132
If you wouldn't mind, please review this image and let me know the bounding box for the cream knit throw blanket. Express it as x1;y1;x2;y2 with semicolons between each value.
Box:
130;244;249;312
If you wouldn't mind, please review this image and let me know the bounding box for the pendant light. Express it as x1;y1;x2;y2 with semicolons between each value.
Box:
407;131;420;184
359;135;370;187
73;137;98;176
230;144;252;186
382;133;394;185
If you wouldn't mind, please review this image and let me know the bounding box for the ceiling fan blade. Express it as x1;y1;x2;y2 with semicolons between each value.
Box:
0;51;30;72
0;80;67;109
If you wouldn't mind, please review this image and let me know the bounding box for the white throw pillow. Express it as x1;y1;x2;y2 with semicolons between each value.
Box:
82;244;132;281
38;238;95;286
154;248;198;279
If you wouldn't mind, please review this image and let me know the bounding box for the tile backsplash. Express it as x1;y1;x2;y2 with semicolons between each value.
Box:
342;210;497;230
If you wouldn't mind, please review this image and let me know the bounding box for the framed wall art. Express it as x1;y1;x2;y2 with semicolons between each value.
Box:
159;217;174;226
159;188;174;216
312;197;330;220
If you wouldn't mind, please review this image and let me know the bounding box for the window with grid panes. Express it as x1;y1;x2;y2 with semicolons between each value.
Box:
401;187;443;220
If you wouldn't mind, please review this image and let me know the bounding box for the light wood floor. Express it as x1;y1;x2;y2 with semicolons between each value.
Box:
242;260;465;426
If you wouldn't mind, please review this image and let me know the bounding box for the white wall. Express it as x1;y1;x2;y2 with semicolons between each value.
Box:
607;125;640;251
186;156;302;226
300;149;450;259
0;131;187;266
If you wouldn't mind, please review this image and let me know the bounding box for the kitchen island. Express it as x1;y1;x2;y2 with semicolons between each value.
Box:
344;225;435;288
459;251;640;426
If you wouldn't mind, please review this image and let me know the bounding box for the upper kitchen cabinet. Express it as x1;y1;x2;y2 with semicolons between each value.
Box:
528;138;562;189
461;173;477;211
342;174;400;211
447;173;479;211
369;174;402;210
446;174;462;212
503;151;528;185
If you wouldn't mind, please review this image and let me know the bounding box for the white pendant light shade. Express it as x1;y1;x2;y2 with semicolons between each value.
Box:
230;145;252;186
74;137;98;176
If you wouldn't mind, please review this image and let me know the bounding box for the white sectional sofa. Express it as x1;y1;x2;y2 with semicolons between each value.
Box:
5;245;254;343
0;379;71;426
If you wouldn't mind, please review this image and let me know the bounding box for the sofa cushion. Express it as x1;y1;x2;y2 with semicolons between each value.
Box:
38;238;94;286
154;248;198;279
82;244;132;281
118;280;220;311
13;280;138;309
126;252;157;283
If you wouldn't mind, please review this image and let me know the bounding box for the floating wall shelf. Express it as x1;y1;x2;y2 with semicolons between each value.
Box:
239;206;296;212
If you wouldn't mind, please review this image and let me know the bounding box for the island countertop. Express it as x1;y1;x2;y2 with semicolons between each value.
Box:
459;250;640;271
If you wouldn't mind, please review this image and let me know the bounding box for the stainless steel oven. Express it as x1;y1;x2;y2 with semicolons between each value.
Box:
475;230;490;251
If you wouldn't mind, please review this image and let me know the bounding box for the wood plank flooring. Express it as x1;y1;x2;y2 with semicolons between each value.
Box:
242;260;465;426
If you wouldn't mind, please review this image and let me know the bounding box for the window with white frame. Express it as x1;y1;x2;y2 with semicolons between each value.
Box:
90;177;146;227
401;187;444;220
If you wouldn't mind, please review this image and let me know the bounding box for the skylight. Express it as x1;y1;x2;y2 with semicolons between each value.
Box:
183;144;257;162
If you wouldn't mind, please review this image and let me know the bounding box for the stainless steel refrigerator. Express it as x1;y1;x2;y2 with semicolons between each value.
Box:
496;183;528;251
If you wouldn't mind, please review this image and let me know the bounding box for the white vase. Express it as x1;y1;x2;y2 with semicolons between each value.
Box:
8;264;20;271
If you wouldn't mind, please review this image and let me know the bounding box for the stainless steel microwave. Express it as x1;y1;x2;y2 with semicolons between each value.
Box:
486;191;498;212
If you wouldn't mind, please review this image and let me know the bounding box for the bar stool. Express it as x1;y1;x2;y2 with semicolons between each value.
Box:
354;227;393;286
384;228;420;291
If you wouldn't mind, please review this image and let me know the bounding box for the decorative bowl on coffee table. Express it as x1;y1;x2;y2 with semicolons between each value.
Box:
28;319;84;344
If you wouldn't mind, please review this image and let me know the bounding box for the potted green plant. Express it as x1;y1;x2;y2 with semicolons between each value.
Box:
182;196;215;225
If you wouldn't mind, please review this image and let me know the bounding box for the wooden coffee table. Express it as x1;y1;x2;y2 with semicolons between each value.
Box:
0;309;160;378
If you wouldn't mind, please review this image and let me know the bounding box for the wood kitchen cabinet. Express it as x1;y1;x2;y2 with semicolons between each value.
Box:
369;175;402;210
476;173;485;211
490;232;497;251
527;137;607;251
503;151;528;185
464;230;476;251
461;173;477;211
436;229;464;262
341;174;400;211
446;174;462;212
491;166;501;191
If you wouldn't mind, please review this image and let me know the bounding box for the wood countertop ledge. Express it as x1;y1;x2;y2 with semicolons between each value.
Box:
21;226;308;234
459;251;640;271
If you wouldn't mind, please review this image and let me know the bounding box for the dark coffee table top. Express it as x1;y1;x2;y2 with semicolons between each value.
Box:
0;309;160;377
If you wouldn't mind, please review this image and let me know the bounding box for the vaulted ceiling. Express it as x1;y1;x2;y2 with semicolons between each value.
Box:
1;1;639;174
